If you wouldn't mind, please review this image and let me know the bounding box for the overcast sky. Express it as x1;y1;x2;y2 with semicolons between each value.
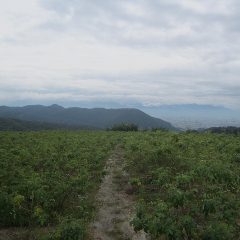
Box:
1;0;240;109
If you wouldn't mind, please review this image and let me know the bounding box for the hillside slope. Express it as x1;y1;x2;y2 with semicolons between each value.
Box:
0;118;93;131
0;105;175;130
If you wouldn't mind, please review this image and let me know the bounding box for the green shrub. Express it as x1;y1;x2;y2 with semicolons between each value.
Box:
110;123;138;131
59;220;86;240
202;222;234;240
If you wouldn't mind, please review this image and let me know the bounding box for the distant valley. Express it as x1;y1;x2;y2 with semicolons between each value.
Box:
141;104;240;130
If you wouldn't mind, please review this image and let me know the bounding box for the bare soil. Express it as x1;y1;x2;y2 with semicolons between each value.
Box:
90;146;148;240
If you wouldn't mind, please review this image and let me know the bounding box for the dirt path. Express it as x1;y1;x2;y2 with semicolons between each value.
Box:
90;146;148;240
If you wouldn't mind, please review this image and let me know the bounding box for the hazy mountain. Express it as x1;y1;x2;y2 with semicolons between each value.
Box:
141;104;240;129
0;105;176;130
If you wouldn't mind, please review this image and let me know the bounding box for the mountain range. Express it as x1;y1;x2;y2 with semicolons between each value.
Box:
0;105;175;131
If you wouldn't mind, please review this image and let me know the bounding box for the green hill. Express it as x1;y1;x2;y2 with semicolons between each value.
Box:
0;117;93;131
0;105;176;130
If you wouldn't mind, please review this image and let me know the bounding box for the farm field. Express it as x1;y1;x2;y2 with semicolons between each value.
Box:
124;131;240;239
0;130;240;239
0;131;120;239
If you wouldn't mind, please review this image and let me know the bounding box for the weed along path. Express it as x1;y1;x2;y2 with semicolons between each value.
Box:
90;146;148;240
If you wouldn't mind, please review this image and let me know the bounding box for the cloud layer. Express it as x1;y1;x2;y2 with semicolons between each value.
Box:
1;0;240;108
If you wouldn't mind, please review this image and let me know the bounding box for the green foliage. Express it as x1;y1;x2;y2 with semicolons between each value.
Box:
33;206;49;226
202;222;234;240
40;220;86;240
206;126;240;135
0;131;120;238
124;131;240;239
46;219;86;240
110;123;138;131
1;130;240;239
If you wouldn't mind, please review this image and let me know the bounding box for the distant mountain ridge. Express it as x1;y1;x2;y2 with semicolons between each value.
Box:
0;105;176;130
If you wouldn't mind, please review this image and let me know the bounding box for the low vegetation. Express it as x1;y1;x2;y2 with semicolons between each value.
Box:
206;126;240;135
0;131;119;239
0;130;240;239
110;123;138;131
124;131;240;239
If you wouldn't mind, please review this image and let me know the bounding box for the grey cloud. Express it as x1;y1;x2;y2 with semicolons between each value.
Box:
1;0;240;109
38;0;239;47
1;65;240;107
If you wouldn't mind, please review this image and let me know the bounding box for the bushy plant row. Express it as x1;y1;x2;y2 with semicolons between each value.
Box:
0;131;119;239
110;123;138;131
124;131;240;239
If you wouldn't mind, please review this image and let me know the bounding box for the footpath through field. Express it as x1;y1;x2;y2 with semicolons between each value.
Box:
90;145;148;240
